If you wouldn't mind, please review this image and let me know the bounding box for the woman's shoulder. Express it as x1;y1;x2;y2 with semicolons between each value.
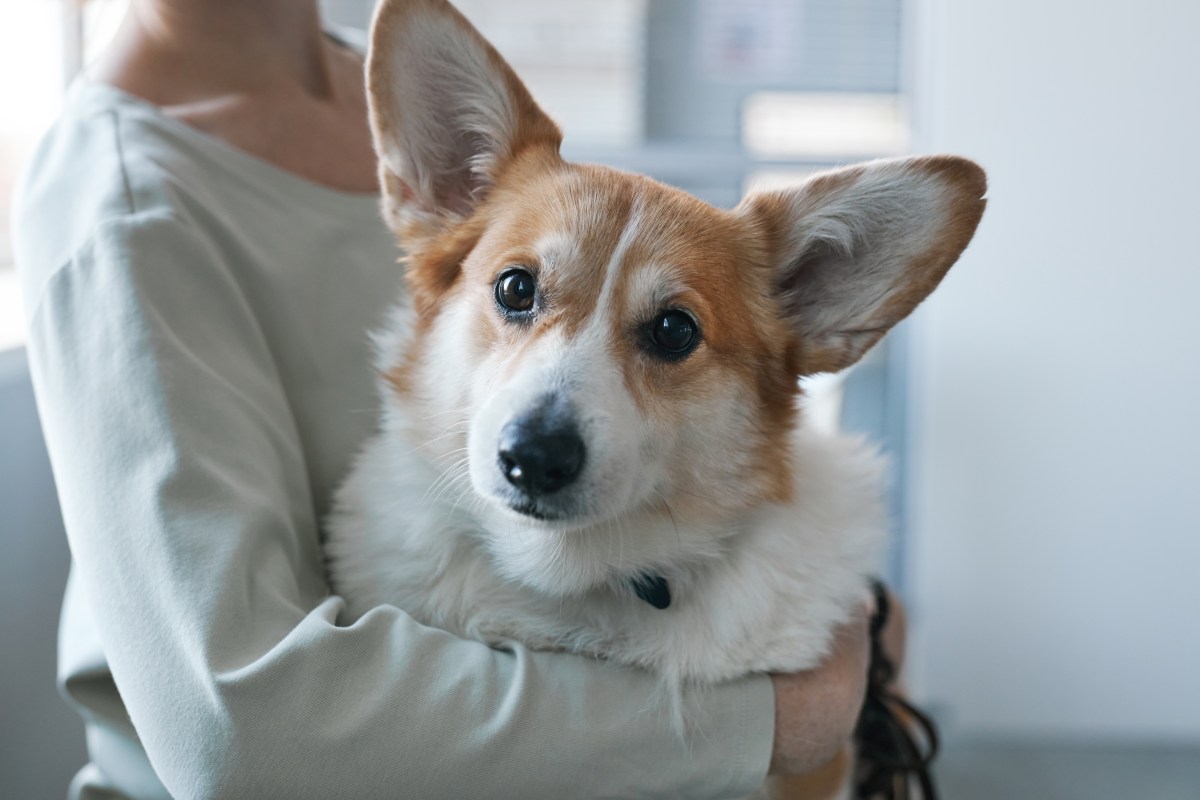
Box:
13;83;196;283
14;79;387;315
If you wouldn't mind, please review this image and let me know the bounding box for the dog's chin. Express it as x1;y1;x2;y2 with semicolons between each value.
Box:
473;485;615;533
493;495;593;531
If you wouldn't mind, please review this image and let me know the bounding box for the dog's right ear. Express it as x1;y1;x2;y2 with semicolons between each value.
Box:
367;0;562;245
738;156;986;375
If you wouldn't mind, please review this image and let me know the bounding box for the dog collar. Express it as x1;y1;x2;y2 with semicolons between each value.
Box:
628;572;671;610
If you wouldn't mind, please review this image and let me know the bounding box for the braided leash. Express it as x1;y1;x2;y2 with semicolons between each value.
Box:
853;580;941;800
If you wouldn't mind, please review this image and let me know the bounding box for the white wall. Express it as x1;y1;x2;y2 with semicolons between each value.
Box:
0;348;86;793
905;0;1200;741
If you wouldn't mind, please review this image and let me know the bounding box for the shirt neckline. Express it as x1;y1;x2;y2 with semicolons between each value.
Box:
72;79;384;216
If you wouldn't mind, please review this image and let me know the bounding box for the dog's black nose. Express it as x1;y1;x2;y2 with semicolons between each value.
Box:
497;396;585;497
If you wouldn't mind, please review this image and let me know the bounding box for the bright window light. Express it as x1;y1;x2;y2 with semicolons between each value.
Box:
743;168;820;195
743;92;909;158
0;0;126;350
453;0;647;147
0;3;64;350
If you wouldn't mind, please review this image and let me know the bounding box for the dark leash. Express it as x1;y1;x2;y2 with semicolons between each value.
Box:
853;579;940;800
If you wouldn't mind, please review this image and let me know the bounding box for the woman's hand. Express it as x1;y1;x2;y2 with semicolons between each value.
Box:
769;587;908;777
768;607;871;776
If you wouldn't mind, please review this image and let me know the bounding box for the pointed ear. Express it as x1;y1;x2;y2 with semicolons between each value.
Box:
738;156;987;374
367;0;562;242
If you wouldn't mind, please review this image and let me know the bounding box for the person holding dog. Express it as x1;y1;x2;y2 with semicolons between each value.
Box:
15;0;898;796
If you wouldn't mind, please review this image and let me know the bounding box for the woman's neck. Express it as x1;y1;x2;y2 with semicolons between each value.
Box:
91;0;379;194
96;0;331;102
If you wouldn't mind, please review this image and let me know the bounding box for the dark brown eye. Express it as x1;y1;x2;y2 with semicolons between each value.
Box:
496;269;536;313
649;310;699;359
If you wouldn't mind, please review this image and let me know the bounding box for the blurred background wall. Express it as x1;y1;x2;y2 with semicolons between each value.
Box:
2;0;1198;797
906;0;1200;744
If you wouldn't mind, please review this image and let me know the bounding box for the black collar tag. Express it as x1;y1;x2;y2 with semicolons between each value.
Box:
629;572;671;610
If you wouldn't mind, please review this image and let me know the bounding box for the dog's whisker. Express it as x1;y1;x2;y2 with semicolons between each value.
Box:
608;516;618;576
422;456;472;508
654;489;683;551
435;460;472;504
444;467;478;517
663;483;708;502
419;407;470;422
610;512;627;576
431;446;470;464
393;428;468;460
617;513;630;575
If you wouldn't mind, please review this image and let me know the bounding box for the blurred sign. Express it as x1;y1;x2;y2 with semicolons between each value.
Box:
697;0;806;83
453;0;646;146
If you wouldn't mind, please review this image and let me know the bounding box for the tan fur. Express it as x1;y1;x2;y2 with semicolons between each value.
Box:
389;151;809;512
338;2;988;797
741;157;987;375
368;0;560;239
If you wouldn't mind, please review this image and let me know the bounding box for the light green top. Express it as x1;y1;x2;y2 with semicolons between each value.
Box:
14;80;773;799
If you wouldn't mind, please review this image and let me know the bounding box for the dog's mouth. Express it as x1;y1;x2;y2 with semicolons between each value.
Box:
507;499;563;522
493;491;601;529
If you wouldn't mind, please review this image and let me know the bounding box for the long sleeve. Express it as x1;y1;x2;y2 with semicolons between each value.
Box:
23;204;774;799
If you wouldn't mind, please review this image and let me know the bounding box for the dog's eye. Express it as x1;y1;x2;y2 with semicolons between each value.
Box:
496;268;536;314
649;310;699;358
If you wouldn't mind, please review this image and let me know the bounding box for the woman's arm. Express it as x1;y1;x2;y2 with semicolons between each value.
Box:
23;212;785;799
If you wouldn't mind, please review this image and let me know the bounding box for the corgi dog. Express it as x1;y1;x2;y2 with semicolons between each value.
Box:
326;0;984;793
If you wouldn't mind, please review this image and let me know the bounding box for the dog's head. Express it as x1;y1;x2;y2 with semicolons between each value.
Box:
366;0;985;592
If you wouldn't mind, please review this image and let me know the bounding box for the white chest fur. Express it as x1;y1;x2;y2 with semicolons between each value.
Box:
325;386;886;686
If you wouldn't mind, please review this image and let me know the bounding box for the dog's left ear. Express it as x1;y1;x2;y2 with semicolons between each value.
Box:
367;0;562;243
738;156;987;375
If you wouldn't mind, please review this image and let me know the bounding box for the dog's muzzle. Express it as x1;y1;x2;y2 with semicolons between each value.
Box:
496;393;586;499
